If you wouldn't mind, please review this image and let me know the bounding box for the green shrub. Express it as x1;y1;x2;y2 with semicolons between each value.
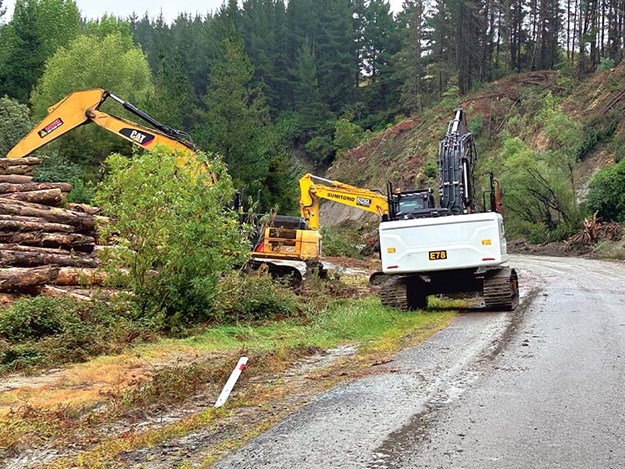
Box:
597;57;615;72
334;118;364;155
499;136;579;237
0;345;45;371
0;297;82;342
305;135;336;165
594;237;625;259
96;148;250;331
422;159;438;179
609;131;625;163
578;112;620;161
0;296;148;372
320;226;363;258
34;152;95;204
214;271;300;322
586;158;625;222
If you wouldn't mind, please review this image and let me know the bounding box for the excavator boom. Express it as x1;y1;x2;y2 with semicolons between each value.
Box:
7;89;197;161
299;174;388;230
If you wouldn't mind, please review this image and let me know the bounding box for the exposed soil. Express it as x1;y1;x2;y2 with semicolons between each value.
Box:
507;238;593;257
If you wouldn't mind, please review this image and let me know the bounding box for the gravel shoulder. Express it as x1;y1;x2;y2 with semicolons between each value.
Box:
215;256;544;468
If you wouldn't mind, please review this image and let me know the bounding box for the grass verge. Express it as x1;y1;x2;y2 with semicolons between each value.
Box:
1;296;456;467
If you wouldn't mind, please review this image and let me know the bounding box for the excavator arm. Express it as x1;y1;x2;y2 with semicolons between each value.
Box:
7;89;198;162
299;173;389;230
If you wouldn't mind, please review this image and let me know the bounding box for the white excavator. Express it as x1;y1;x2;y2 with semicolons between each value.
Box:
371;108;519;311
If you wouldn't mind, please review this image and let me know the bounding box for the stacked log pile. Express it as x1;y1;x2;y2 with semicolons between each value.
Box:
0;157;104;299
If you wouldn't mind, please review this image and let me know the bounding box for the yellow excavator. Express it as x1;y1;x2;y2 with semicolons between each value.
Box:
250;174;390;281
7;89;395;284
298;173;389;230
6;89;325;282
8;89;200;162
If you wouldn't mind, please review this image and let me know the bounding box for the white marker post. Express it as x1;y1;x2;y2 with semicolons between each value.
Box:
214;357;248;408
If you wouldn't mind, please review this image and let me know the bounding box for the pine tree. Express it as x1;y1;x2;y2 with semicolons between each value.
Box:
361;0;401;121
0;0;80;102
427;0;456;96
201;34;271;193
315;0;356;113
0;0;42;101
292;41;329;139
152;53;195;131
394;0;426;114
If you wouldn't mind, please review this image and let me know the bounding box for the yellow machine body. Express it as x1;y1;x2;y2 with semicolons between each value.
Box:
253;226;322;261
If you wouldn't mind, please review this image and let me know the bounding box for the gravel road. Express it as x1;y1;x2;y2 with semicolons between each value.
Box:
214;255;625;468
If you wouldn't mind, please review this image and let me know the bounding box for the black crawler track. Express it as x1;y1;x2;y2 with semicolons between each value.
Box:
380;276;410;311
378;267;519;312
483;267;519;310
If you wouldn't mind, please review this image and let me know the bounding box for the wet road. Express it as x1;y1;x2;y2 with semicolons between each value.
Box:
214;255;625;469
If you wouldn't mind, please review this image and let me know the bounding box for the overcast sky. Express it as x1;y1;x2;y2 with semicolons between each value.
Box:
3;0;404;22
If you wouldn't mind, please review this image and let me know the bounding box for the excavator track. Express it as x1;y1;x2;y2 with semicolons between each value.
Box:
379;276;428;311
483;267;519;311
380;276;410;311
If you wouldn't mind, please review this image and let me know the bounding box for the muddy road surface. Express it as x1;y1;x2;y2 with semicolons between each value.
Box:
215;255;625;468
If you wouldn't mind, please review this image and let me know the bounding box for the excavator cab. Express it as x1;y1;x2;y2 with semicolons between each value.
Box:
386;183;436;220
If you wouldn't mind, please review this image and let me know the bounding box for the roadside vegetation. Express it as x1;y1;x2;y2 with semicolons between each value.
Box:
0;148;456;465
0;281;455;465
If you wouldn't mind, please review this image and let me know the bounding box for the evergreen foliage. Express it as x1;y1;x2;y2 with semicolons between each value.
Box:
0;0;624;220
0;0;80;102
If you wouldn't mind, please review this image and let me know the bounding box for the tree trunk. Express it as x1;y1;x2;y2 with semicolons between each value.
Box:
0;266;105;292
0;166;35;176
67;203;101;215
0;175;33;184
0;266;60;292
0;232;95;252
0;199;97;232
0;157;41;167
0;217;75;233
56;267;107;286
0;182;72;194
0;188;65;206
0;245;98;268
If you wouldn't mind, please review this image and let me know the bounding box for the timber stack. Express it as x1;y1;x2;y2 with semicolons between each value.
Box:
0;157;104;302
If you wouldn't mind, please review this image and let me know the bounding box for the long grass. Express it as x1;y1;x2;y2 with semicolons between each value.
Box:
153;297;454;356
